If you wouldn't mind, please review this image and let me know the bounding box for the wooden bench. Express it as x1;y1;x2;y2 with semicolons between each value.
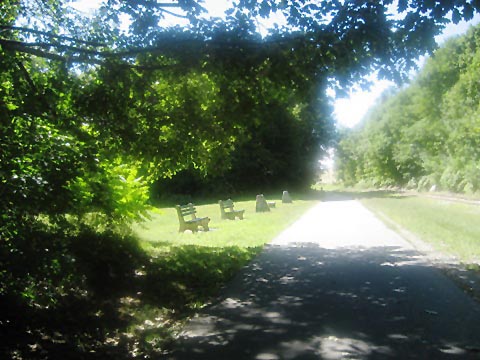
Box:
219;199;245;220
175;203;210;232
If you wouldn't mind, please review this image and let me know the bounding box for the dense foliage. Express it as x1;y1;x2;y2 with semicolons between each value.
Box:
336;24;480;194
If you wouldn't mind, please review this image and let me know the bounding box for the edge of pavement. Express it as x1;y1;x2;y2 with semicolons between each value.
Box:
364;203;480;305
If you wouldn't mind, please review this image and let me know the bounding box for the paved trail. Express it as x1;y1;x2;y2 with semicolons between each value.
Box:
168;199;480;359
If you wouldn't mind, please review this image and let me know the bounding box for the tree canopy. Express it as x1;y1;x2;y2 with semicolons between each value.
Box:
336;23;480;193
4;0;480;119
3;0;480;83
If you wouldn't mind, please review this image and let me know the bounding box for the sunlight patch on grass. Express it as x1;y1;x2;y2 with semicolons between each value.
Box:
107;195;324;360
130;196;318;315
133;199;317;255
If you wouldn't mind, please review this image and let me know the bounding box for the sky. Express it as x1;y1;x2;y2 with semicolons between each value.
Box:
71;1;480;128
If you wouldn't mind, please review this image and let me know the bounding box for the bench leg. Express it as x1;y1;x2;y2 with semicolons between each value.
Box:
180;224;197;232
179;218;209;232
225;212;235;220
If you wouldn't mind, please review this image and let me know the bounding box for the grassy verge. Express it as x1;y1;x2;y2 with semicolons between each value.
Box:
131;197;318;312
131;198;317;311
359;193;480;264
134;198;316;252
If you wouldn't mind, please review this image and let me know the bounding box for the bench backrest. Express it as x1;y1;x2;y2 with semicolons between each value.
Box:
219;199;234;210
176;203;197;222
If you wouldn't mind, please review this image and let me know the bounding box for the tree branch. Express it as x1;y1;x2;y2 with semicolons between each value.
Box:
124;0;204;11
157;7;189;18
1;39;67;62
0;38;110;56
0;25;106;47
15;60;37;92
1;30;335;72
0;38;188;71
125;0;184;8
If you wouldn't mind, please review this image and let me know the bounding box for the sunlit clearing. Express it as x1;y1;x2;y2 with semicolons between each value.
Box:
332;79;393;128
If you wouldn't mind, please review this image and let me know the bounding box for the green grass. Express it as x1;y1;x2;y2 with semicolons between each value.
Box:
131;197;319;311
134;198;317;255
360;194;480;263
130;196;317;313
92;196;318;356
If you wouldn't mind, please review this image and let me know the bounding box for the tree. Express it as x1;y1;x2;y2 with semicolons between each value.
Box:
2;1;480;81
3;1;480;192
336;24;480;193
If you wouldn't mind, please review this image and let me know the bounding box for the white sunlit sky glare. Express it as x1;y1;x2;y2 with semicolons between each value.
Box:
71;0;480;129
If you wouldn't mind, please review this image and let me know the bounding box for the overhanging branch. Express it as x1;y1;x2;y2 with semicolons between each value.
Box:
157;7;189;18
0;38;188;70
0;26;106;47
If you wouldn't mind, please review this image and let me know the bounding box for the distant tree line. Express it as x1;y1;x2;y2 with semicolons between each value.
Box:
336;24;480;194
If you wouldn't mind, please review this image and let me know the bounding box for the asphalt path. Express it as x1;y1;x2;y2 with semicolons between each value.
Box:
167;199;480;359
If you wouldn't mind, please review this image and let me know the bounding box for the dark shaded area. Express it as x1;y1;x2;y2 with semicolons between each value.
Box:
151;188;401;210
169;243;480;359
0;229;145;360
150;184;316;208
291;189;406;202
0;228;261;359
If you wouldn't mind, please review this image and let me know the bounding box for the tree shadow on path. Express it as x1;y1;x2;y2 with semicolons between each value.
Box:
168;243;480;359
